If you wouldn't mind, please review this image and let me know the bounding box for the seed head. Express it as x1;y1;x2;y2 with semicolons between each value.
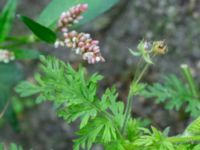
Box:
152;41;168;55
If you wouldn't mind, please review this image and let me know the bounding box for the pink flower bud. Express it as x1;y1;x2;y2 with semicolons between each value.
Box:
57;4;88;31
55;4;104;64
81;4;88;11
91;40;99;45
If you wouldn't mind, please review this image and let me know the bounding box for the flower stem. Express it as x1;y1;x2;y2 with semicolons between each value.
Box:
121;91;133;134
135;64;149;84
0;35;38;49
181;64;199;98
122;63;149;134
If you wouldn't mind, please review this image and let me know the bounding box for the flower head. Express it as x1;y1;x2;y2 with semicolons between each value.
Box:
0;49;15;63
55;4;105;64
152;41;168;55
62;31;104;64
130;40;168;64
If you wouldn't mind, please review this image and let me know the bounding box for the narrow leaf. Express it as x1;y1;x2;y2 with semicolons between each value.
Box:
129;48;141;56
0;0;17;42
37;0;119;28
18;15;56;43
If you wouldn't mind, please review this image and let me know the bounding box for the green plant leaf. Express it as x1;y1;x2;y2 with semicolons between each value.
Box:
16;56;123;149
142;53;153;64
15;81;41;97
142;74;200;118
0;63;23;89
185;117;200;135
18;15;56;43
0;0;17;42
37;0;119;28
193;144;200;150
129;48;141;57
12;48;40;60
0;62;23;129
0;143;23;150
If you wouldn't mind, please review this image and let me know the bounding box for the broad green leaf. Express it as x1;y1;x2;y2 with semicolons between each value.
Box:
0;0;17;42
0;63;23;86
12;49;40;60
18;15;56;43
37;0;119;28
0;63;23;128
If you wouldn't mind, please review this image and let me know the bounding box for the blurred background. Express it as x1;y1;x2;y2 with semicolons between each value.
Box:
0;0;200;149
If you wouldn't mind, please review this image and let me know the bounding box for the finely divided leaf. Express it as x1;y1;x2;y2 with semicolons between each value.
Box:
186;117;200;135
15;81;41;97
15;56;123;149
142;75;200;117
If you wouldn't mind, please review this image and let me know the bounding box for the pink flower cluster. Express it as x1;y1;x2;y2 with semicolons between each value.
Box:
0;49;15;63
62;31;104;63
57;4;88;32
55;4;105;64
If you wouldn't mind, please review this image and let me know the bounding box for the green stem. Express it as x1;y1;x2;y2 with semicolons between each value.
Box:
167;135;200;143
122;63;149;134
121;92;132;134
0;35;38;49
5;35;31;42
133;57;143;82
1;41;29;49
135;64;149;84
181;64;199;98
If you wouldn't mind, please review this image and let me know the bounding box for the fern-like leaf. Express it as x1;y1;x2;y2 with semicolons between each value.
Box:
15;56;125;150
186;117;200;135
142;75;200;117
